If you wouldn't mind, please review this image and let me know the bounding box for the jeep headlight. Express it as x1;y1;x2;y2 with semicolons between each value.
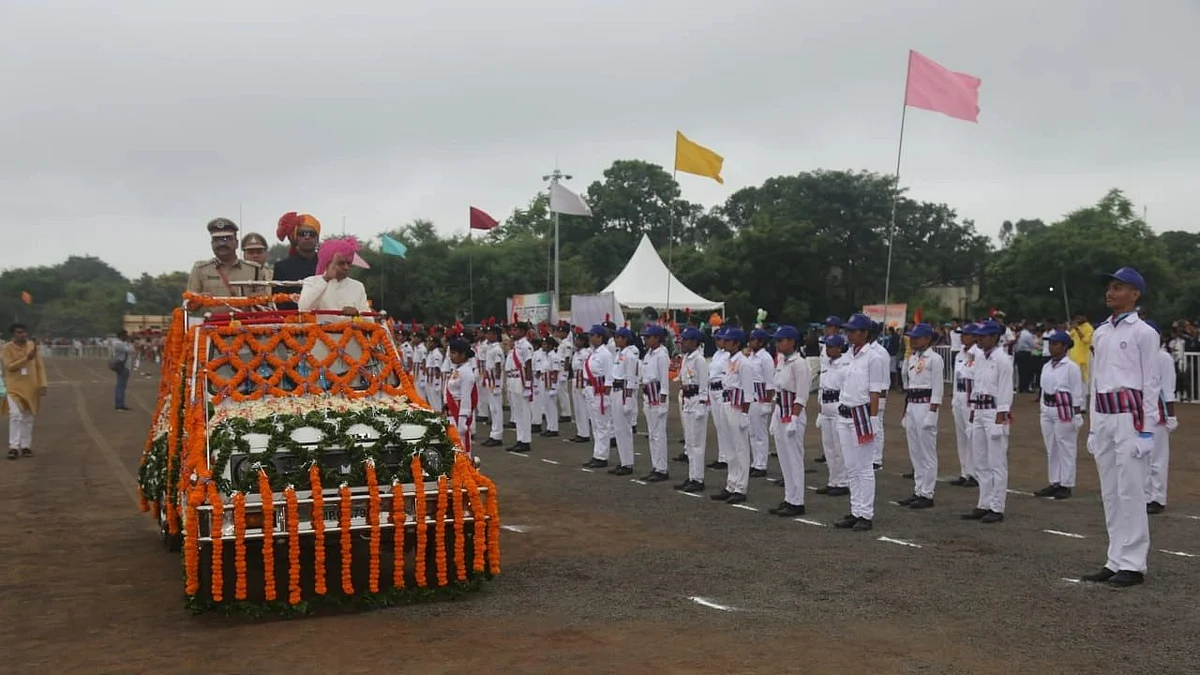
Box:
230;456;258;484
421;447;442;476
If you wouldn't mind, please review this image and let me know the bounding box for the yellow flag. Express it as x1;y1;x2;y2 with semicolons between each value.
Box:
674;131;724;184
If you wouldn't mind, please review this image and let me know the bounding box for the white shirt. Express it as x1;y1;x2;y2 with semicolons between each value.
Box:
297;275;371;320
583;345;613;396
640;344;671;406
723;350;754;406
971;347;1014;414
679;348;709;410
750;348;775;403
413;343;428;381
612;345;640;391
400;342;414;373
839;344;876;408
483;340;503;387
1039;355;1085;415
1090;313;1161;424
868;341;891;411
426;347;444;388
819;353;847;417
709;349;729;388
531;350;547;390
773;351;812;417
905;349;945;406
507;337;534;377
572;346;592;390
444;361;476;419
949;329;963;352
1155;349;1177;425
953;348;975;403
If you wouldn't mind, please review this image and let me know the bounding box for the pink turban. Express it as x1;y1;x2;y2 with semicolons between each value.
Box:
316;236;362;275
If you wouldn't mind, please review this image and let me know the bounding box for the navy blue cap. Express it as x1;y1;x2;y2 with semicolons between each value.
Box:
960;322;978;336
825;334;847;348
725;327;747;343
641;324;667;338
615;327;633;339
772;324;800;341
905;323;935;339
680;327;703;341
588;324;606;336
843;313;873;331
1102;267;1145;293
824;315;843;327
975;320;1005;336
749;328;771;340
1045;330;1074;345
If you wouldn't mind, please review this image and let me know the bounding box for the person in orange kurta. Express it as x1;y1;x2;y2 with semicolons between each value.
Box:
3;323;48;459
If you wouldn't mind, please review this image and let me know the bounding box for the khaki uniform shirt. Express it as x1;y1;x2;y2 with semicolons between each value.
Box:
186;258;266;297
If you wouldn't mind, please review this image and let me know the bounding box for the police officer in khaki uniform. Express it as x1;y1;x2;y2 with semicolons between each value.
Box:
186;218;265;297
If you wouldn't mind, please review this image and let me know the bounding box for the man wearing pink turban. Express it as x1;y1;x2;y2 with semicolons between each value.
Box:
298;236;372;321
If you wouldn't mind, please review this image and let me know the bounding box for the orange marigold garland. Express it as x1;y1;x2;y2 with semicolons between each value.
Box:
450;461;467;582
286;486;301;605
233;492;248;600
456;457;487;573
475;473;502;575
339;483;354;595
365;461;382;594
257;470;277;602
206;481;225;603
309;464;327;596
434;475;449;587
411;455;428;587
391;480;406;589
184;484;203;597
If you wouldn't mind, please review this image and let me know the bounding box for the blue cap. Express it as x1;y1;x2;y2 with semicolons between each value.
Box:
825;334;847;348
824;315;843;327
713;327;726;339
843;313;873;331
680;327;703;341
905;322;935;339
1045;330;1074;345
960;322;978;336
1102;267;1145;293
975;320;1005;336
1144;320;1161;334
772;324;800;341
725;327;747;343
615;327;633;339
588;324;606;336
642;324;667;338
749;328;771;340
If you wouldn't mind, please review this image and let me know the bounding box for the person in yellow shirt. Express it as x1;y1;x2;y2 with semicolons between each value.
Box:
1068;315;1093;381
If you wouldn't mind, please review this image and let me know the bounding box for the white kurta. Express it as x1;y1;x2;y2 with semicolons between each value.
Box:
297;276;371;320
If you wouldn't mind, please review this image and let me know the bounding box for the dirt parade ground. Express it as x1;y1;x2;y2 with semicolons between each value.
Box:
3;358;1200;675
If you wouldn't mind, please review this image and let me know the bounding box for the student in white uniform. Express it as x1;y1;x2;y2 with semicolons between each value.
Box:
950;323;979;488
1143;320;1179;515
746;329;776;478
639;325;672;481
412;333;429;405
868;323;891;471
767;325;812;517
553;323;575;423
707;328;731;470
580;325;617;470
711;328;754;504
568;330;593;445
537;337;563;437
897;323;944;510
609;328;640;474
479;325;505;447
530;336;548;431
505;322;536;453
833;314;882;530
814;316;843;465
425;335;445;414
444;339;478;457
1081;267;1161;587
814;334;850;496
675;327;709;493
962;320;1014;524
1034;330;1085;500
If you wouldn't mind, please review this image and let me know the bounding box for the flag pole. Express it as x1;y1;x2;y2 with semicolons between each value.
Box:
543;167;572;321
882;50;913;330
379;236;386;313
468;231;475;323
666;166;677;319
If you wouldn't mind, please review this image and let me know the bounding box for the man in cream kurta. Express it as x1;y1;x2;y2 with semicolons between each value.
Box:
297;244;371;321
3;323;48;459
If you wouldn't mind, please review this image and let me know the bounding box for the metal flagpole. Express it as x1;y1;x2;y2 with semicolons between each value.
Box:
882;50;913;330
468;231;475;323
666;168;677;318
542;167;572;320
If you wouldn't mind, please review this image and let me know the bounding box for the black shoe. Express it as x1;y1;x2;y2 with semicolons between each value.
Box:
776;503;806;517
1108;570;1145;587
507;443;532;453
681;480;705;493
961;508;988;520
949;476;967;486
673;452;688;463
749;468;768;478
725;492;747;504
815;485;833;495
1081;567;1115;583
909;496;934;509
503;422;516;429
560;416;571;423
768;502;789;514
20;448;32;457
568;435;591;443
631;426;638;435
814;454;827;463
678;438;686;444
873;463;883;471
610;465;633;476
6;449;17;460
981;511;1004;523
481;438;503;447
707;461;728;470
710;489;734;501
540;430;559;438
531;424;542;433
828;486;851;497
833;514;857;529
116;406;132;411
804;467;817;473
852;518;874;531
896;495;919;507
901;472;914;479
1053;486;1073;500
582;458;608;469
1034;484;1059;498
1147;501;1165;514
643;471;669;483
962;477;979;488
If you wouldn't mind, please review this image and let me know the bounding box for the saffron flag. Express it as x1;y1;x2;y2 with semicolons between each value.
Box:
20;291;31;305
912;306;923;324
380;234;408;259
469;206;499;231
549;183;592;217
904;50;981;123
674;131;724;184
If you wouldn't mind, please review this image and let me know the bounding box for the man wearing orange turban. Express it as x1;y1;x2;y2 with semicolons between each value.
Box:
273;212;322;309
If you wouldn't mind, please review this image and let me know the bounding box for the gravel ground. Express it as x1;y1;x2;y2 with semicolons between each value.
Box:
2;359;1198;675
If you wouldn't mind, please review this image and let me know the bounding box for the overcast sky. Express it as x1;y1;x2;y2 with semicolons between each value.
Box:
1;0;1197;278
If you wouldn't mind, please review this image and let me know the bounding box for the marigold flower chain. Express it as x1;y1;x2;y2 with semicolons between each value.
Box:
450;463;467;582
456;457;488;573
184;486;203;597
207;481;225;603
412;455;428;587
233;492;247;600
339;484;354;595
391;480;406;589
258;470;277;602
434;476;449;587
286;486;301;606
309;465;327;596
366;461;382;594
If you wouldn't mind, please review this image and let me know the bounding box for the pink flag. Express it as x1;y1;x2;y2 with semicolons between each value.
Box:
904;50;981;123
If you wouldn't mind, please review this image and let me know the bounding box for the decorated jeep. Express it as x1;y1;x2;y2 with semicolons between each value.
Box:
138;292;501;613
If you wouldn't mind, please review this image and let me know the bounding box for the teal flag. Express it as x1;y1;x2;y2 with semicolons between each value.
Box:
381;234;408;258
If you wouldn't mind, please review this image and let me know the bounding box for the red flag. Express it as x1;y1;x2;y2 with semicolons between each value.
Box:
904;50;981;123
469;207;499;231
913;306;923;324
20;291;31;305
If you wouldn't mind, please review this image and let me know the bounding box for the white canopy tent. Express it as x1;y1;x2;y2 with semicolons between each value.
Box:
600;233;724;313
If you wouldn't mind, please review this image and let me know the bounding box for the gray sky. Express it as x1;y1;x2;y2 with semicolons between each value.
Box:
2;0;1197;278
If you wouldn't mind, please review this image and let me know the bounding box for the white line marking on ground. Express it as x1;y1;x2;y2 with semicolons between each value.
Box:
540;458;559;465
501;525;530;533
1185;515;1200;521
508;452;529;458
877;536;922;549
1007;489;1033;496
794;518;827;527
730;504;759;512
1159;549;1199;558
1043;529;1087;539
687;596;737;611
630;479;647;485
580;468;595;473
805;485;818;491
679;491;703;498
1060;577;1082;584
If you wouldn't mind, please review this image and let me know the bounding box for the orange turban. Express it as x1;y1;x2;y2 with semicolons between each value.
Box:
277;212;322;255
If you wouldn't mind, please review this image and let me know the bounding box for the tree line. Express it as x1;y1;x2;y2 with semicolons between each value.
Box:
1;160;1195;337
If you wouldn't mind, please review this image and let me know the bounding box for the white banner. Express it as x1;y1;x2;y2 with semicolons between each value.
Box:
570;292;624;329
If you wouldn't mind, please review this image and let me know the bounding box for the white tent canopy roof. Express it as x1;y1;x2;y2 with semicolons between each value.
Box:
600;233;724;311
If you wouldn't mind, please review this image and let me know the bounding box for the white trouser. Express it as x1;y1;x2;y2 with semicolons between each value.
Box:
505;376;532;444
749;401;772;470
820;414;847;487
970;410;1009;513
681;401;709;482
532;387;546;427
722;405;751;494
952;398;974;478
454;416;472;457
711;392;730;462
1089;412;1151;573
904;403;939;498
558;382;573;420
1039;412;1078;487
588;392;614;461
871;399;887;465
572;386;592;439
611;390;637;467
1146;425;1170;505
772;407;807;506
644;397;669;473
7;395;34;450
537;387;559;432
415;379;428;406
484;384;504;440
836;417;876;519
